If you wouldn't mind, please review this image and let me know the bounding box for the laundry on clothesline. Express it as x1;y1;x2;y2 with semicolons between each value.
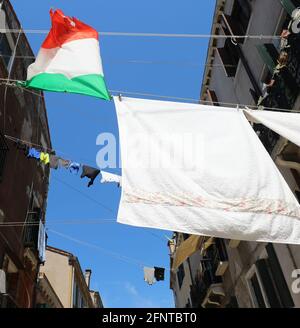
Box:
243;108;300;148
143;266;165;285
100;171;122;187
115;96;300;245
27;147;41;159
40;152;50;165
81;165;101;187
69;162;81;174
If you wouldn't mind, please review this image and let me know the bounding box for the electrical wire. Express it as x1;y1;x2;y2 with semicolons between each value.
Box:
1;77;299;113
49;229;152;269
0;218;116;227
0;29;283;40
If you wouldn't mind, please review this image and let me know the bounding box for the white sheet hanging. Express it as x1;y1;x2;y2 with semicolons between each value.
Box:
115;97;300;244
244;109;300;147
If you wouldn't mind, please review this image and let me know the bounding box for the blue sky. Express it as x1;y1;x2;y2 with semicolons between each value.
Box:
11;0;215;308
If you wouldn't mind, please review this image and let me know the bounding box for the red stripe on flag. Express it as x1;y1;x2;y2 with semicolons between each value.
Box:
42;9;99;49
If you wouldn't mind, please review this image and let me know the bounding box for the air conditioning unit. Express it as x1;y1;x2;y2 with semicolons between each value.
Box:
0;269;6;294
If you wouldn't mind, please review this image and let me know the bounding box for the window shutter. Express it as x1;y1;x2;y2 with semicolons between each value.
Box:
279;0;297;16
266;244;295;307
256;259;281;307
256;43;279;73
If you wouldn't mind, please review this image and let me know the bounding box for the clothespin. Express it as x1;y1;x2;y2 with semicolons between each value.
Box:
118;94;122;102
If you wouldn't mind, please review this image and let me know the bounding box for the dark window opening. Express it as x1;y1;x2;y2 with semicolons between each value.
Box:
206;89;219;106
217;38;240;77
177;264;185;289
265;244;294;307
23;207;41;249
0;33;12;68
250;272;266;308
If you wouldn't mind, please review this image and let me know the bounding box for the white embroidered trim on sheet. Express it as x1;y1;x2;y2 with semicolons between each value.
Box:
123;189;300;219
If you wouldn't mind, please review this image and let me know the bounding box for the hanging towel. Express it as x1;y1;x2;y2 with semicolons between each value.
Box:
244;109;300;147
172;235;204;270
114;97;300;245
143;267;156;285
80;165;100;187
100;171;122;187
154;267;165;281
49;155;59;169
27;147;41;159
40;152;50;165
69;162;81;174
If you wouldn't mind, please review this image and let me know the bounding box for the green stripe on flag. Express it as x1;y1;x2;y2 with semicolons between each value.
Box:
26;73;111;100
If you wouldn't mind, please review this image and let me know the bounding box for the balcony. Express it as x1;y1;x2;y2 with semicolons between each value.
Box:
23;208;46;262
190;238;228;308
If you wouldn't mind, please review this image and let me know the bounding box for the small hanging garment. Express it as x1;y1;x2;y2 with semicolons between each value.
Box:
80;165;100;187
58;158;71;168
143;267;156;285
154;267;165;281
49;155;60;169
69;162;81;174
40;152;50;165
100;171;122;187
27;147;41;159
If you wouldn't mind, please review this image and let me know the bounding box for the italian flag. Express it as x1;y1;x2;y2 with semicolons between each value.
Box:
25;9;110;100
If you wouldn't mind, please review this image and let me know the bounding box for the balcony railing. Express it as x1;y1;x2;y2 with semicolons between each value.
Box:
190;239;228;307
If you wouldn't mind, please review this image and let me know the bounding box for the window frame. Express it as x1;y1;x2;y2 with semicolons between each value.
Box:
245;264;270;308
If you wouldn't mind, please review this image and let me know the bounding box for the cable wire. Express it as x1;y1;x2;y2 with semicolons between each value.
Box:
49;229;154;269
0;29;282;39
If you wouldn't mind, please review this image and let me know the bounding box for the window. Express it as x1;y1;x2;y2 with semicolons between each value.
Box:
220;0;252;43
246;247;295;308
0;33;12;68
23;207;41;249
217;38;240;77
177;264;185;289
206;89;219;106
0;132;9;182
72;281;79;308
246;264;268;308
265;244;294;307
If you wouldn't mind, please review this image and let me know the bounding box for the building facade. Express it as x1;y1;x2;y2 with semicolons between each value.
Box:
0;0;51;308
170;0;300;308
39;246;103;308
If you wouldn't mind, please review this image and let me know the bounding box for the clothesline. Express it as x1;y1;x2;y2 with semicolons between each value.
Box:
0;29;282;39
4;134;93;166
0;218;116;227
0;54;239;68
1;78;299;113
49;228;170;271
